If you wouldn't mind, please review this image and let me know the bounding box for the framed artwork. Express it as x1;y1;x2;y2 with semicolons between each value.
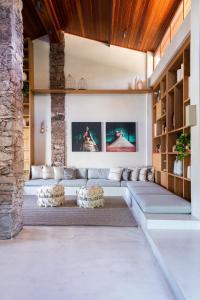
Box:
106;122;136;152
72;122;102;152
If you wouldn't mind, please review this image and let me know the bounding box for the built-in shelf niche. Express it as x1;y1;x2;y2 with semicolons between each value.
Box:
152;37;191;201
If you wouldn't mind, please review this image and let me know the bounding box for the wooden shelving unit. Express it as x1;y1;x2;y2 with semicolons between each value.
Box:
23;38;34;179
152;38;191;201
32;89;152;95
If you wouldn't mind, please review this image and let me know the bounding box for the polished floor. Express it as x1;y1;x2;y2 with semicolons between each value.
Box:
0;226;174;300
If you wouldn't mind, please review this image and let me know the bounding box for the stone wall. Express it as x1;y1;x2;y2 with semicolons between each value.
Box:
50;37;65;166
0;0;24;239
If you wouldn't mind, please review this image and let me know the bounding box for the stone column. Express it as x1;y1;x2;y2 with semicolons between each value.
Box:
0;0;24;239
50;35;65;166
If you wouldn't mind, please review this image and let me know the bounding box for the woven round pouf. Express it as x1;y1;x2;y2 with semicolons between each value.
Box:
77;186;104;208
37;185;64;207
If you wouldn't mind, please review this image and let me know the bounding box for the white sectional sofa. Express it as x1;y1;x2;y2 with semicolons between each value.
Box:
24;167;191;216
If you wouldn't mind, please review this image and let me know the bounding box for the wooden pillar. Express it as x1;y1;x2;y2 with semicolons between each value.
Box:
0;0;24;239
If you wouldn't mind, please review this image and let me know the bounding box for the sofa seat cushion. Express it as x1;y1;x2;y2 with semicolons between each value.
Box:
121;180;129;187
59;179;87;187
134;194;191;214
130;186;172;197
25;179;60;186
87;179;120;187
127;181;157;188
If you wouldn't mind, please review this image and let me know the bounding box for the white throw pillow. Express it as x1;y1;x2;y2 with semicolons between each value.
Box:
108;168;123;181
31;165;43;179
43;166;54;179
139;167;148;181
130;168;140;181
53;166;64;180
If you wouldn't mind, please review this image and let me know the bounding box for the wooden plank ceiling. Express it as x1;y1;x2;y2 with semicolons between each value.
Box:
23;0;182;52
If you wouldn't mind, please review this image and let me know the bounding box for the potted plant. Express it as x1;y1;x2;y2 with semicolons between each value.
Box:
22;81;29;98
174;133;190;176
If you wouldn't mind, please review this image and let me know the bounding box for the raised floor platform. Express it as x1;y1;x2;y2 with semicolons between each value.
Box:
147;229;200;300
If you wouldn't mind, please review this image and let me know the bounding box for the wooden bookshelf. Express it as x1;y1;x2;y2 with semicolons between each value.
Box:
152;38;191;201
23;38;34;179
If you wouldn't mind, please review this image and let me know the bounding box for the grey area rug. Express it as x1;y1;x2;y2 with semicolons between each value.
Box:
23;196;137;227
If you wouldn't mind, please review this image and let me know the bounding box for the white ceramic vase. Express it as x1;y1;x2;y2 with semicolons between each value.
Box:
173;158;177;175
176;159;183;176
173;158;183;176
130;77;136;90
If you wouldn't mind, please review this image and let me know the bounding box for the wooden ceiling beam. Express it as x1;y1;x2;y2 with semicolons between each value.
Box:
108;0;116;46
31;0;63;43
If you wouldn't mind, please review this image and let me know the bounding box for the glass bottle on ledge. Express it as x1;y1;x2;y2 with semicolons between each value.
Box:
78;77;87;90
66;74;76;89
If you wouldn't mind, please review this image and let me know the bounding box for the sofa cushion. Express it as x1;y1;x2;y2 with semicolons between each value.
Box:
76;168;88;179
134;194;191;214
59;179;87;187
87;179;121;187
88;168;109;179
147;167;155;182
64;168;76;180
25;179;60;186
122;169;131;181
138;167;148;181
130;186;172;197
54;166;64;180
121;180;129;187
130;168;140;181
31;165;43;179
108;168;123;181
127;181;157;188
43;166;54;179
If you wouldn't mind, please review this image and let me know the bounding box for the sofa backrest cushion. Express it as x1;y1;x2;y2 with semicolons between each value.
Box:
147;167;155;182
76;168;88;179
88;168;109;179
108;168;123;181
43;166;54;179
122;168;131;181
31;165;43;179
138;167;148;181
64;168;76;180
54;166;64;180
130;167;140;181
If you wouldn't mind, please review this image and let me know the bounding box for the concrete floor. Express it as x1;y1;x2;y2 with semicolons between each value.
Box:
149;229;200;300
0;226;174;300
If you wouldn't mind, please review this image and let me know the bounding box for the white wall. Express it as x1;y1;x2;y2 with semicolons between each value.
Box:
65;34;146;89
33;37;49;89
191;0;200;219
34;95;51;165
33;33;152;167
66;94;150;168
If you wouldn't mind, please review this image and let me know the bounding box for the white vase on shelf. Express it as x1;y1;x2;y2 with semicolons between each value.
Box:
136;77;143;90
130;77;136;90
173;158;177;175
176;159;183;176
